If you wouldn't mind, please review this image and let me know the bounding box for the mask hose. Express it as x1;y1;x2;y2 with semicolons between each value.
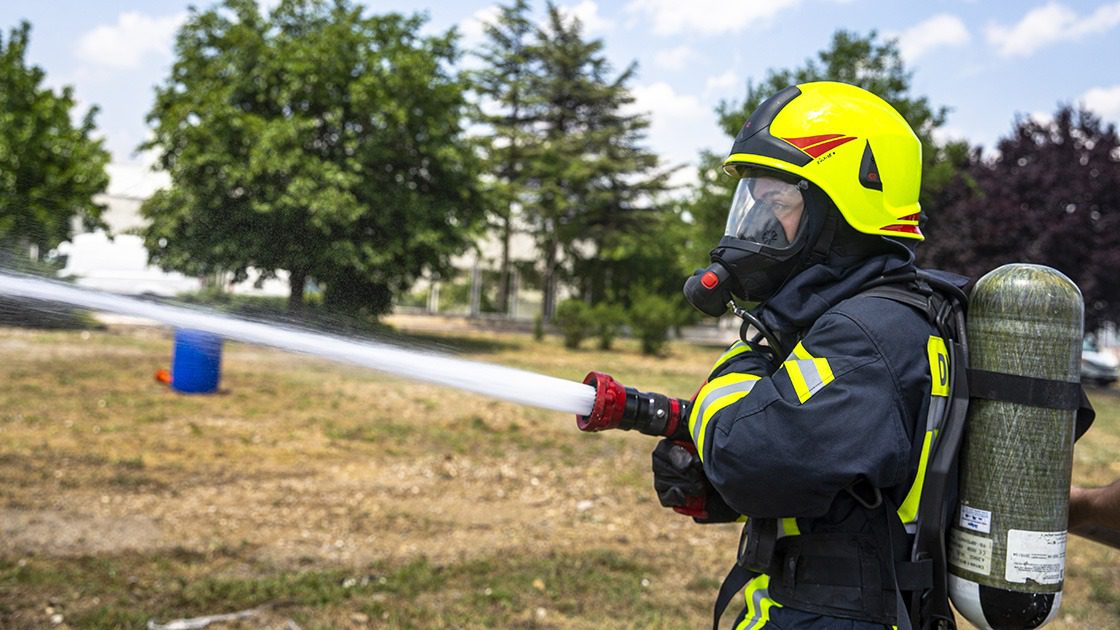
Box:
731;302;787;368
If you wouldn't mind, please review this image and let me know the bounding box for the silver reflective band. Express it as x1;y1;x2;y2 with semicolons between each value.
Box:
691;379;760;444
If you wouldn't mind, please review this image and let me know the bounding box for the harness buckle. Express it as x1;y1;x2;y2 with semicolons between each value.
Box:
737;517;778;574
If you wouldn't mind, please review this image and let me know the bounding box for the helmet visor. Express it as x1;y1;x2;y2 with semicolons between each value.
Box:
724;176;807;250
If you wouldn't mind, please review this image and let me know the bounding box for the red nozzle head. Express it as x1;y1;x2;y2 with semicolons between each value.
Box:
577;371;627;432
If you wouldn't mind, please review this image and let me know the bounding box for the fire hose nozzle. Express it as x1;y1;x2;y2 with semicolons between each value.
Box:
577;371;691;439
577;371;627;432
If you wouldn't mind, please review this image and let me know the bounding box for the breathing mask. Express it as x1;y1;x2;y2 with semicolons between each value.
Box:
684;171;821;316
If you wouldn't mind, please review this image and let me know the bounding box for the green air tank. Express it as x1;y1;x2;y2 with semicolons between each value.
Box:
948;264;1083;630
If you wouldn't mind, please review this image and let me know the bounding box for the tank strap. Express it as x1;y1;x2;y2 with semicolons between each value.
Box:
968;369;1082;410
967;368;1095;439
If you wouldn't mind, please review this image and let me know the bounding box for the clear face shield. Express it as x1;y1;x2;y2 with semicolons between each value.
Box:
724;176;808;252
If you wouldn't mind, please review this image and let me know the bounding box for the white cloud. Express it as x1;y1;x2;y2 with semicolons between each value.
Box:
1082;85;1120;122
459;5;502;49
75;12;186;70
986;2;1120;58
704;70;739;97
894;14;970;63
627;82;722;168
625;0;800;36
653;45;699;71
557;1;614;35
1028;111;1055;128
931;125;970;145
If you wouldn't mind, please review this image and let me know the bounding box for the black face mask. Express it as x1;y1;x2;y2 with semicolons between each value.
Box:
683;184;834;316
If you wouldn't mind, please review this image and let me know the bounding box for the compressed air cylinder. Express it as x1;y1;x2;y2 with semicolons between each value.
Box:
948;264;1082;629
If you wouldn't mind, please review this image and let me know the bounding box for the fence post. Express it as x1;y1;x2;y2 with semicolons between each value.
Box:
428;280;440;314
469;264;482;317
510;268;521;319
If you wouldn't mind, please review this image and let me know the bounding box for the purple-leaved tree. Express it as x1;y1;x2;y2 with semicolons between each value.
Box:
921;105;1120;331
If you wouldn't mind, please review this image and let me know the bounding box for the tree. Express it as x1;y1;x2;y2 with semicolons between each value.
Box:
470;0;536;314
682;31;959;266
521;2;667;318
142;0;485;313
921;106;1120;330
0;21;109;257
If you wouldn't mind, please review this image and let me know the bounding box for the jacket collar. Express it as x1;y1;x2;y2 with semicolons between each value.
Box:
756;253;914;336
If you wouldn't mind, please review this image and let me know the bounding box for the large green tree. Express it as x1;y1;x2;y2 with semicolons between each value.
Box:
0;21;109;257
682;31;959;266
142;0;485;313
520;2;667;317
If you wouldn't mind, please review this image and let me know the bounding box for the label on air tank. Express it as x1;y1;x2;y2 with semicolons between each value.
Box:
949;527;992;575
1006;529;1067;584
959;504;993;533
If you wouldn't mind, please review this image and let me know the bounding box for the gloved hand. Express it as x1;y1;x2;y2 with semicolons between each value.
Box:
651;439;738;522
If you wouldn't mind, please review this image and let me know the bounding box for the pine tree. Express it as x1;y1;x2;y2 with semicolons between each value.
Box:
522;2;667;318
471;0;536;313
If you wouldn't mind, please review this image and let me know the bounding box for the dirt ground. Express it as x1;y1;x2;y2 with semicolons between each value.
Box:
1;318;1118;628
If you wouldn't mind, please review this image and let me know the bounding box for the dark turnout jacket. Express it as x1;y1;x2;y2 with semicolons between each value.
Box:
689;254;959;629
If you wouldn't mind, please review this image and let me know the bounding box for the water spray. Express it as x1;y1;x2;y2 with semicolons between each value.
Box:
0;272;692;440
0;271;595;414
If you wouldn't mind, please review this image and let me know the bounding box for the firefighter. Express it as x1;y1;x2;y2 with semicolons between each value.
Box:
652;82;964;629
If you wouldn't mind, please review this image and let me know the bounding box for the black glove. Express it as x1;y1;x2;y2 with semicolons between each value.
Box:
651;439;738;522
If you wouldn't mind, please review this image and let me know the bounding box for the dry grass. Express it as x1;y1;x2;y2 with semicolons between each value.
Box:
0;320;1117;629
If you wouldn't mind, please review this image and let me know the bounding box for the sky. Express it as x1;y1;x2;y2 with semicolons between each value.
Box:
3;0;1120;192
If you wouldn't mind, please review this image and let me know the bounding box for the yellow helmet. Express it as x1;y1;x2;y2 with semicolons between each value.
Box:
723;81;923;241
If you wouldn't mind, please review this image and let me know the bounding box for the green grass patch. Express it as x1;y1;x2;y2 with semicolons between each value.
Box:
0;548;674;629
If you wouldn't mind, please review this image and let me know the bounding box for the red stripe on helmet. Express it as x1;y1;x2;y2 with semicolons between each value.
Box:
802;136;857;158
882;214;923;236
782;134;845;149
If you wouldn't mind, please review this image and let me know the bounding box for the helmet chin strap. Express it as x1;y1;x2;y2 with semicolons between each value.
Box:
804;207;840;267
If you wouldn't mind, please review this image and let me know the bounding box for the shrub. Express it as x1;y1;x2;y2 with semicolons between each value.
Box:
555;299;594;349
628;292;681;356
592;302;626;350
532;314;545;342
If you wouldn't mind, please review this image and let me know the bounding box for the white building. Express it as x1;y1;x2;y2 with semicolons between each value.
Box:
57;164;289;298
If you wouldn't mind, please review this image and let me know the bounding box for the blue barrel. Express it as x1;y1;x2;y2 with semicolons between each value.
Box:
171;329;223;394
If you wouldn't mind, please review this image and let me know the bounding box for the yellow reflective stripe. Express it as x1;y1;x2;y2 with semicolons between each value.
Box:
814;357;835;385
792;341;812;361
898;430;934;525
711;341;751;374
782;357;834;404
782;342;835;404
896;336;950;528
736;574;783;630
785;360;811;402
689;372;761;458
779;517;800;537
927;336;949;397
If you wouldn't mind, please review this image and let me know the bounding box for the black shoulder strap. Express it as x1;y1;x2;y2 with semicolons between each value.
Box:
859;284;937;322
857;274;967;630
